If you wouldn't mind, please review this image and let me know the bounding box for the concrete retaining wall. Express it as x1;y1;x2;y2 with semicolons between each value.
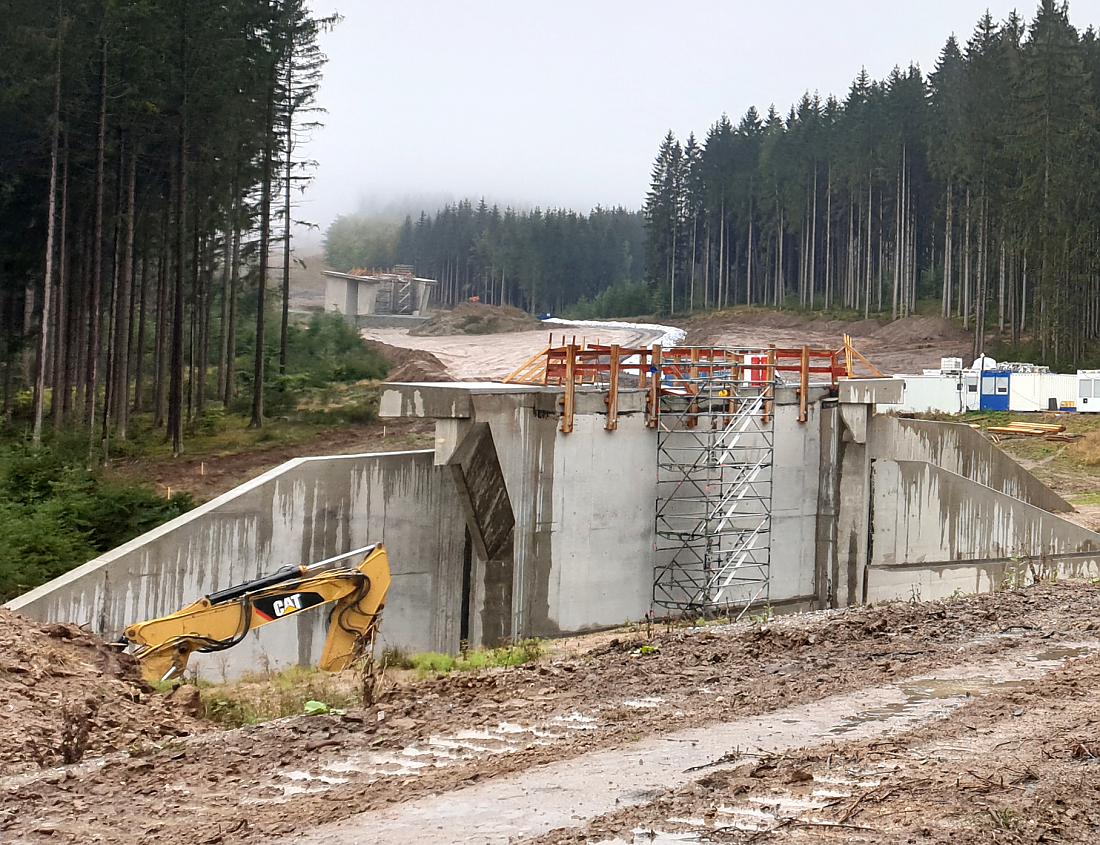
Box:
868;416;1071;512
870;460;1098;566
12;377;1100;679
7;451;466;680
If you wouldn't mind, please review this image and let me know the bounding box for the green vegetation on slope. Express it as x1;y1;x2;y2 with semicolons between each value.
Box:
0;314;390;601
0;445;193;602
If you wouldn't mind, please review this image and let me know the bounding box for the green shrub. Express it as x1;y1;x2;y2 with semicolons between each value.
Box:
0;445;193;602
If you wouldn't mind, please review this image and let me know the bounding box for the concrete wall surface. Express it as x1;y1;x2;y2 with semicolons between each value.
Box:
869;459;1099;568
868;416;1072;513
866;552;1100;603
7;451;466;680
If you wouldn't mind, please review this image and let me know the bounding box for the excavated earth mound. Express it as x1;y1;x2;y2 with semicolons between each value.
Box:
0;609;208;775
363;339;450;382
409;302;541;336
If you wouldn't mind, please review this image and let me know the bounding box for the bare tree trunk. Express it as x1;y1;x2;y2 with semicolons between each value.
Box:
279;56;293;375
223;188;241;407
864;178;872;318
52;138;70;429
113;145;137;440
133;250;148;415
824;164;832;310
998;237;1006;333
942;182;953;319
85;39;108;436
33;32;63;444
168;139;187;454
251;70;277;429
153;209;169;427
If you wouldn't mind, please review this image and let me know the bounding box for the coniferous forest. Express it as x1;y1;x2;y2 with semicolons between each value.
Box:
0;0;335;452
324;203;647;317
644;1;1100;365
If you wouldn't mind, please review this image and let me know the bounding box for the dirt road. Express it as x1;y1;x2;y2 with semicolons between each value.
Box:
363;324;666;381
365;311;973;383
4;583;1100;844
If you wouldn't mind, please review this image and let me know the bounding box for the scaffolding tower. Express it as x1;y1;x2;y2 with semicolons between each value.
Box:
653;351;775;619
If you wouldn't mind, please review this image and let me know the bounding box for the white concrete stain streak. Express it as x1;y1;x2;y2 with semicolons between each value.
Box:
292;645;1095;845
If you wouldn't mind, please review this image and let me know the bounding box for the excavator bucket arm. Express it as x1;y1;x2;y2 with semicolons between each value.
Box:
320;547;391;672
123;545;391;683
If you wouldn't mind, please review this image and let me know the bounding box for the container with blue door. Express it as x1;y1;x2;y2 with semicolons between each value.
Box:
980;370;1011;411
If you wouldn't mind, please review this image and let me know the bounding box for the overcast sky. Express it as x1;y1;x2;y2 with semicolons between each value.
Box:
297;0;1100;244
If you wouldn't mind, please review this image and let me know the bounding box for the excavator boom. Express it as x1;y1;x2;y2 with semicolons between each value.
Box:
124;544;391;682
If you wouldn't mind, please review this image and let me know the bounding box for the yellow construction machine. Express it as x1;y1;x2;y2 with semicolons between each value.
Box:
122;544;391;683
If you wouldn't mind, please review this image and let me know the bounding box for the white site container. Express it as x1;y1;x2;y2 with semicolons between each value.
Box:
1080;370;1100;414
885;374;966;414
1009;372;1079;412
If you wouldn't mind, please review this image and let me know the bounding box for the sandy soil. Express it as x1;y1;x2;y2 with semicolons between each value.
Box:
365;310;972;383
3;584;1100;844
363;324;665;381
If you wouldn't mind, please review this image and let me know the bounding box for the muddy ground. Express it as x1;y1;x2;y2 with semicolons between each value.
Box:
367;309;971;384
0;610;207;778
3;584;1100;844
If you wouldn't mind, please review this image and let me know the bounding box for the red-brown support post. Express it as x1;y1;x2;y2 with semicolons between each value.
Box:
605;344;620;431
561;343;576;434
799;344;810;423
647;344;662;428
763;344;777;424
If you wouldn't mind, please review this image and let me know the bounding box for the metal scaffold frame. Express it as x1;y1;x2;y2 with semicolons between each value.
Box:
502;336;882;617
652;349;776;619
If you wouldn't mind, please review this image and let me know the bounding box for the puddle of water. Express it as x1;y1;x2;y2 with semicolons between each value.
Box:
623;697;665;709
827;643;1098;737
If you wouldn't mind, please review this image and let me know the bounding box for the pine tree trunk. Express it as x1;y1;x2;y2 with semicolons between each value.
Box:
279;56;293;375
33;37;63;444
114;146;137;440
168;135;187;455
133;251;149;415
52;138;70;428
962;188;971;330
251;69;277;429
223;202;241;407
85;39;108;435
824;165;832;310
943;182;953;319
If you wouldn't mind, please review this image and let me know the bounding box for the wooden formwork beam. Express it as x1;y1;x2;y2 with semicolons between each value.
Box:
605;344;620;431
763;345;777;424
799;344;810;423
560;343;576;434
647;345;662;428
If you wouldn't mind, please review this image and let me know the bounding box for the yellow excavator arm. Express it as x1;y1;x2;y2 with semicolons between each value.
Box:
123;544;391;683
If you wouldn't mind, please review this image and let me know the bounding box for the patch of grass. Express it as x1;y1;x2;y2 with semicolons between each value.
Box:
195;642;547;726
1070;491;1100;506
403;640;545;677
1069;430;1100;468
197;666;361;728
